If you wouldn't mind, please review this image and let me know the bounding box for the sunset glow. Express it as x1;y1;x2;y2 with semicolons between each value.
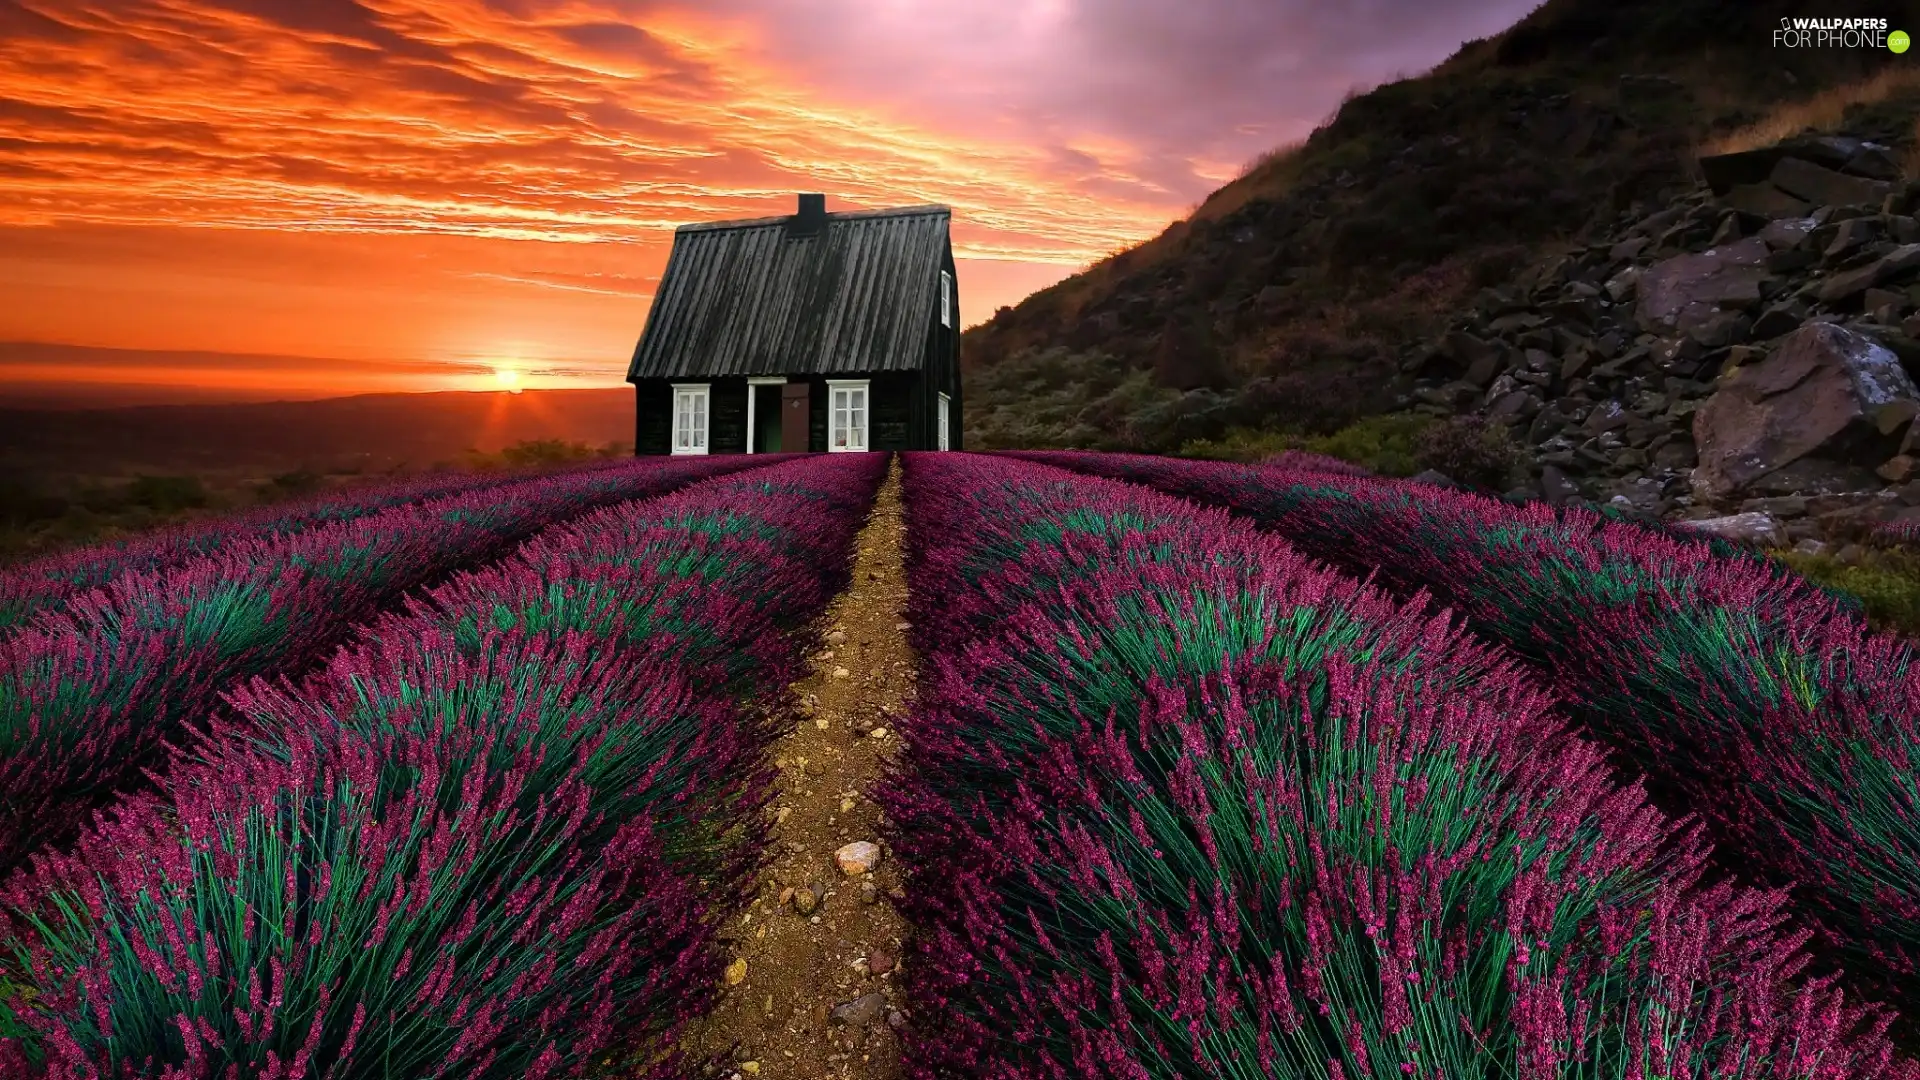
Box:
0;0;1541;404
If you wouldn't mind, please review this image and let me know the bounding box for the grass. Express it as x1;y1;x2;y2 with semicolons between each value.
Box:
1699;65;1920;158
1176;412;1436;474
1774;546;1920;638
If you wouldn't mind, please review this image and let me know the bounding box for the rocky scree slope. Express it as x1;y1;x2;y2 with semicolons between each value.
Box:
959;0;1908;454
1404;133;1920;553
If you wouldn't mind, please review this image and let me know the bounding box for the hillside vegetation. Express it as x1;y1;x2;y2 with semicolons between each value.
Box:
961;0;1915;452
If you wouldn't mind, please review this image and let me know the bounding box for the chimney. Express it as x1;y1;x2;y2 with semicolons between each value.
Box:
791;192;827;235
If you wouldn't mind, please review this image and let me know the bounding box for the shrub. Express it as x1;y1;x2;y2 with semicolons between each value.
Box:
264;468;325;498
1413;413;1530;490
1014;449;1920;1017
0;453;884;1076
0;456;761;873
0;465;575;633
1775;549;1920;637
1303;412;1433;476
124;474;208;514
882;452;1908;1079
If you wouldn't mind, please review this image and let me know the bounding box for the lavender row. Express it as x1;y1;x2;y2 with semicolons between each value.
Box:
880;451;1908;1080
0;452;886;1077
0;455;777;874
0;463;590;634
1010;449;1920;1016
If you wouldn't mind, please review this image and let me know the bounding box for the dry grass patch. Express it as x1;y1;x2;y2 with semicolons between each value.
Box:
1700;65;1920;157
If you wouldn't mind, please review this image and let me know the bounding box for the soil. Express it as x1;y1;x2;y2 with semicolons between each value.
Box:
678;457;916;1080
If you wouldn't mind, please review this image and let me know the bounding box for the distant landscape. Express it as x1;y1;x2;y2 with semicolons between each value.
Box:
0;386;633;562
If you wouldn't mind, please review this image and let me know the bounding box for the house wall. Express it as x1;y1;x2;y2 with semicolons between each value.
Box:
804;372;916;451
915;243;963;450
709;377;748;453
632;373;923;453
634;381;670;455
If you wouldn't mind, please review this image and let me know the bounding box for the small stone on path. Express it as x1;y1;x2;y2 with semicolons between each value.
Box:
830;992;887;1027
725;958;748;986
835;841;881;876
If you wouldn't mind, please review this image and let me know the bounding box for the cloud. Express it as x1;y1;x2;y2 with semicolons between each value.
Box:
0;0;1541;400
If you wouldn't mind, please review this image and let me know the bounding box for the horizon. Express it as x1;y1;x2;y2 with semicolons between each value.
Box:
0;0;1539;407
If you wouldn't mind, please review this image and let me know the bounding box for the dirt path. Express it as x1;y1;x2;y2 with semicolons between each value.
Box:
682;457;915;1080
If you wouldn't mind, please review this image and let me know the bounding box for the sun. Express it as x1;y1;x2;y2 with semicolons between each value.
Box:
492;365;523;394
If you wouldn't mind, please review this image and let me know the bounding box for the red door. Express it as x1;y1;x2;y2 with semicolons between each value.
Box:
780;383;810;452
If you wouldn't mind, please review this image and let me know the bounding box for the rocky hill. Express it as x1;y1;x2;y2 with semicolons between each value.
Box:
1404;134;1920;551
961;0;1915;455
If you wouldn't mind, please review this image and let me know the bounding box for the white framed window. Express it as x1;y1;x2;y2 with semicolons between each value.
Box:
937;392;951;451
939;270;953;328
670;383;709;455
827;379;868;452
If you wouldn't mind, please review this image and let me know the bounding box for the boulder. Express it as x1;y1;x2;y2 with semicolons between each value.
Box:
1637;237;1769;336
1757;216;1819;249
1721;183;1810;222
1691;322;1920;500
1700;148;1793;193
1671;512;1784;547
1538;464;1582;505
1769;156;1892;209
1817;244;1920;305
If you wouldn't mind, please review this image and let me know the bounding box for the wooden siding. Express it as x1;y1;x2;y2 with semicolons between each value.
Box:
710;377;748;454
634;381;670;455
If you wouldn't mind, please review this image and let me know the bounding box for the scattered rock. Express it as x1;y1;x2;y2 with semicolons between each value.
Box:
1636;237;1769;336
859;881;880;905
832;666;851;680
867;948;896;976
725;958;748;986
835;841;882;876
886;1009;907;1031
830;993;888;1028
792;885;820;916
1770;156;1891;209
1538;464;1582;505
1671;512;1784;547
825;630;847;645
1692;322;1919;500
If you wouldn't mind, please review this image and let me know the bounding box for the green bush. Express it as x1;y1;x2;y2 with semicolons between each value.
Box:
500;439;598;468
1774;549;1920;638
1305;412;1434;475
1413;414;1530;490
125;475;207;515
265;469;325;499
1178;412;1436;475
1174;429;1305;462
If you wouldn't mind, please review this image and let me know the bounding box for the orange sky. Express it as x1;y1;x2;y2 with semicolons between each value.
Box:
0;0;1539;401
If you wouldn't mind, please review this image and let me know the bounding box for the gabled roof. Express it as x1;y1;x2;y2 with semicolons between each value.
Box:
627;204;951;381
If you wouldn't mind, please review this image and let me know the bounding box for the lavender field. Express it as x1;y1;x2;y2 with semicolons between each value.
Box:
0;449;1916;1079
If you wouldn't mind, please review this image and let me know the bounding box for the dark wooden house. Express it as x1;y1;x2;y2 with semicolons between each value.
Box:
626;193;961;455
